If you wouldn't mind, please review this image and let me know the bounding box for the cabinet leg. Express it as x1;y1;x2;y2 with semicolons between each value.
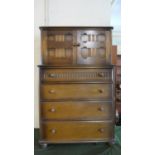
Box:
108;139;115;146
106;139;115;146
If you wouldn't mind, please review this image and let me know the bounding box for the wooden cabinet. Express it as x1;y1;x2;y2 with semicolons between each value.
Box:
41;27;112;65
38;27;115;146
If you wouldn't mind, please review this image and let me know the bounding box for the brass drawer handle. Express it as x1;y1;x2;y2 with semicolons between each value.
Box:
49;108;56;112
98;107;104;111
98;89;104;93
49;74;56;78
50;129;56;134
98;128;104;133
49;90;55;94
98;72;104;77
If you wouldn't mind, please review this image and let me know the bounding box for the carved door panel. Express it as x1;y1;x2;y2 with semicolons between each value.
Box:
42;30;75;65
77;30;111;65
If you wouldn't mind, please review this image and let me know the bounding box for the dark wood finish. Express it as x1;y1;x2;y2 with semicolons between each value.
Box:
116;55;121;125
38;65;114;68
38;27;115;145
39;26;113;30
116;55;121;84
41;121;113;142
111;46;117;65
111;45;121;125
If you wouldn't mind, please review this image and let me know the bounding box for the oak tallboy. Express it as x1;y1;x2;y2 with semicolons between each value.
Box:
38;27;115;147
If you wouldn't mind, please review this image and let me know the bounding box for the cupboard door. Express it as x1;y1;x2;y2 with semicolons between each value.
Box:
41;30;76;65
77;30;111;65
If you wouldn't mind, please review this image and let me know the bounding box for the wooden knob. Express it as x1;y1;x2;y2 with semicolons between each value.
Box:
98;128;104;133
51;129;56;134
49;108;56;112
98;89;104;93
98;107;104;111
49;90;55;94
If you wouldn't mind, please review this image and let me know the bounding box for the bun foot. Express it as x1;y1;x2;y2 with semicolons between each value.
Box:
110;139;115;145
40;143;48;149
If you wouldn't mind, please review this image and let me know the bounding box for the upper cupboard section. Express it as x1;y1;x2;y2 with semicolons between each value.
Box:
40;27;113;65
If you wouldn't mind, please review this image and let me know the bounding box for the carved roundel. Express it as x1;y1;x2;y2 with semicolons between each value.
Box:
81;47;106;59
81;33;88;43
81;33;105;42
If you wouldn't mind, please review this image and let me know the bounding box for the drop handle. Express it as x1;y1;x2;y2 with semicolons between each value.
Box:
98;72;104;77
98;128;104;133
49;90;55;94
50;129;56;134
49;74;56;78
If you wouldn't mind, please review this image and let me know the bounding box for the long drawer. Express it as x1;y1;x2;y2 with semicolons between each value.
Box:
40;84;112;100
40;68;112;82
41;121;113;142
41;101;113;120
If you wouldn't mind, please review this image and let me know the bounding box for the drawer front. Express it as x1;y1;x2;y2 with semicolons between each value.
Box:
41;101;113;120
41;84;112;100
41;68;112;82
42;121;113;141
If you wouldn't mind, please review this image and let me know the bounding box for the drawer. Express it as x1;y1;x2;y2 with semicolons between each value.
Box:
40;84;112;100
41;68;112;82
41;101;113;120
41;121;113;141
